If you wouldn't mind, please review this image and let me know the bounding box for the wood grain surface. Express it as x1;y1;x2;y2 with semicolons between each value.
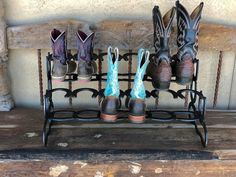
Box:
7;19;236;51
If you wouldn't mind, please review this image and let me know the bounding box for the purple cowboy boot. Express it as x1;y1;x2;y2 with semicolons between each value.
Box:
76;30;97;81
51;29;76;81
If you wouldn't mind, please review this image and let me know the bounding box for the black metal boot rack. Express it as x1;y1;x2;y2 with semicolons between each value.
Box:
43;51;208;147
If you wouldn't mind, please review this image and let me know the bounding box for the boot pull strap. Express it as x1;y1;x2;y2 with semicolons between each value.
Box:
145;51;150;63
176;1;203;29
191;2;204;29
107;46;112;57
153;6;175;36
114;47;119;61
163;7;176;36
191;2;204;20
137;49;150;71
137;48;145;59
107;46;113;64
107;46;119;65
142;50;150;70
153;6;164;37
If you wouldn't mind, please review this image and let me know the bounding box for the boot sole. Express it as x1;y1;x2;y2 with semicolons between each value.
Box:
51;75;65;82
77;75;92;82
100;113;118;122
128;115;145;123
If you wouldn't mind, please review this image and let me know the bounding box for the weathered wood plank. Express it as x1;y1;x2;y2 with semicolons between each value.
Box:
1;160;236;177
1;108;236;154
6;19;91;50
1;108;236;176
214;150;236;160
2;108;236;129
93;20;154;50
1;108;236;152
7;19;236;51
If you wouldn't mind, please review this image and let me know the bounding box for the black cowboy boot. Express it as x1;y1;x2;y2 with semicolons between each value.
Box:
146;6;175;90
77;30;97;82
175;1;204;85
51;29;76;81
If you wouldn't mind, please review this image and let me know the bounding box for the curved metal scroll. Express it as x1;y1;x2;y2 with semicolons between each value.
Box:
42;53;207;147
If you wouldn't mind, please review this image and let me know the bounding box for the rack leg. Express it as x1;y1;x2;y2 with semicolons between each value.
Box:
43;119;48;146
193;120;208;147
43;119;53;146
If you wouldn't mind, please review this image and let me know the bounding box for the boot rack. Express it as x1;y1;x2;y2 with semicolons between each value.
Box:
43;51;208;147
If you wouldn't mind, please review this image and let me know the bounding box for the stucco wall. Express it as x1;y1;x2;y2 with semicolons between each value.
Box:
3;0;236;109
3;0;236;26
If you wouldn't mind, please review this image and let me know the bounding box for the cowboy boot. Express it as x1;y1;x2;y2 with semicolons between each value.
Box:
100;47;120;122
129;49;150;123
77;30;97;82
146;6;175;90
175;1;204;85
51;29;76;81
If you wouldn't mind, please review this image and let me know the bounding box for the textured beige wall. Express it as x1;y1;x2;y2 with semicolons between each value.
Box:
3;0;236;109
3;0;236;26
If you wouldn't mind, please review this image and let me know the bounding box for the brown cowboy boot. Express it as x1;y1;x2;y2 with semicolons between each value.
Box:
146;6;175;90
77;30;97;82
51;29;76;81
128;49;150;123
175;1;204;85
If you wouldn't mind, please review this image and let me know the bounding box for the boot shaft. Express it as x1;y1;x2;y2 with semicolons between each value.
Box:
104;47;120;97
51;29;67;64
176;1;204;59
130;49;150;99
77;30;94;61
147;6;174;90
153;6;175;62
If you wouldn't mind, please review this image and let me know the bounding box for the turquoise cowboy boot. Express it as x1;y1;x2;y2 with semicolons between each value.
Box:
100;47;120;122
129;49;150;123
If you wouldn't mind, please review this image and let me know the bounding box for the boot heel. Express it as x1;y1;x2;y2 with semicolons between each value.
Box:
51;75;66;82
128;115;145;123
100;113;118;122
176;76;192;85
155;81;170;90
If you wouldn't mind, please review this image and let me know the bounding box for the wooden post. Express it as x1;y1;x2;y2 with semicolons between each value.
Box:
0;0;14;111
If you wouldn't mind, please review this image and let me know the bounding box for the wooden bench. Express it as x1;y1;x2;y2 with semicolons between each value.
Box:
1;108;236;176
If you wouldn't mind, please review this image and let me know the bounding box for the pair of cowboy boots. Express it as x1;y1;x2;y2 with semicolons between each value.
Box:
50;29;97;81
100;47;150;123
147;1;204;90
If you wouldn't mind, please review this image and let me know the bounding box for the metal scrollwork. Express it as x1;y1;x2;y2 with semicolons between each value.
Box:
43;52;208;147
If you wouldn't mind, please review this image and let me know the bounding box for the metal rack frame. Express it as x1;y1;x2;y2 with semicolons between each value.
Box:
43;52;208;147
